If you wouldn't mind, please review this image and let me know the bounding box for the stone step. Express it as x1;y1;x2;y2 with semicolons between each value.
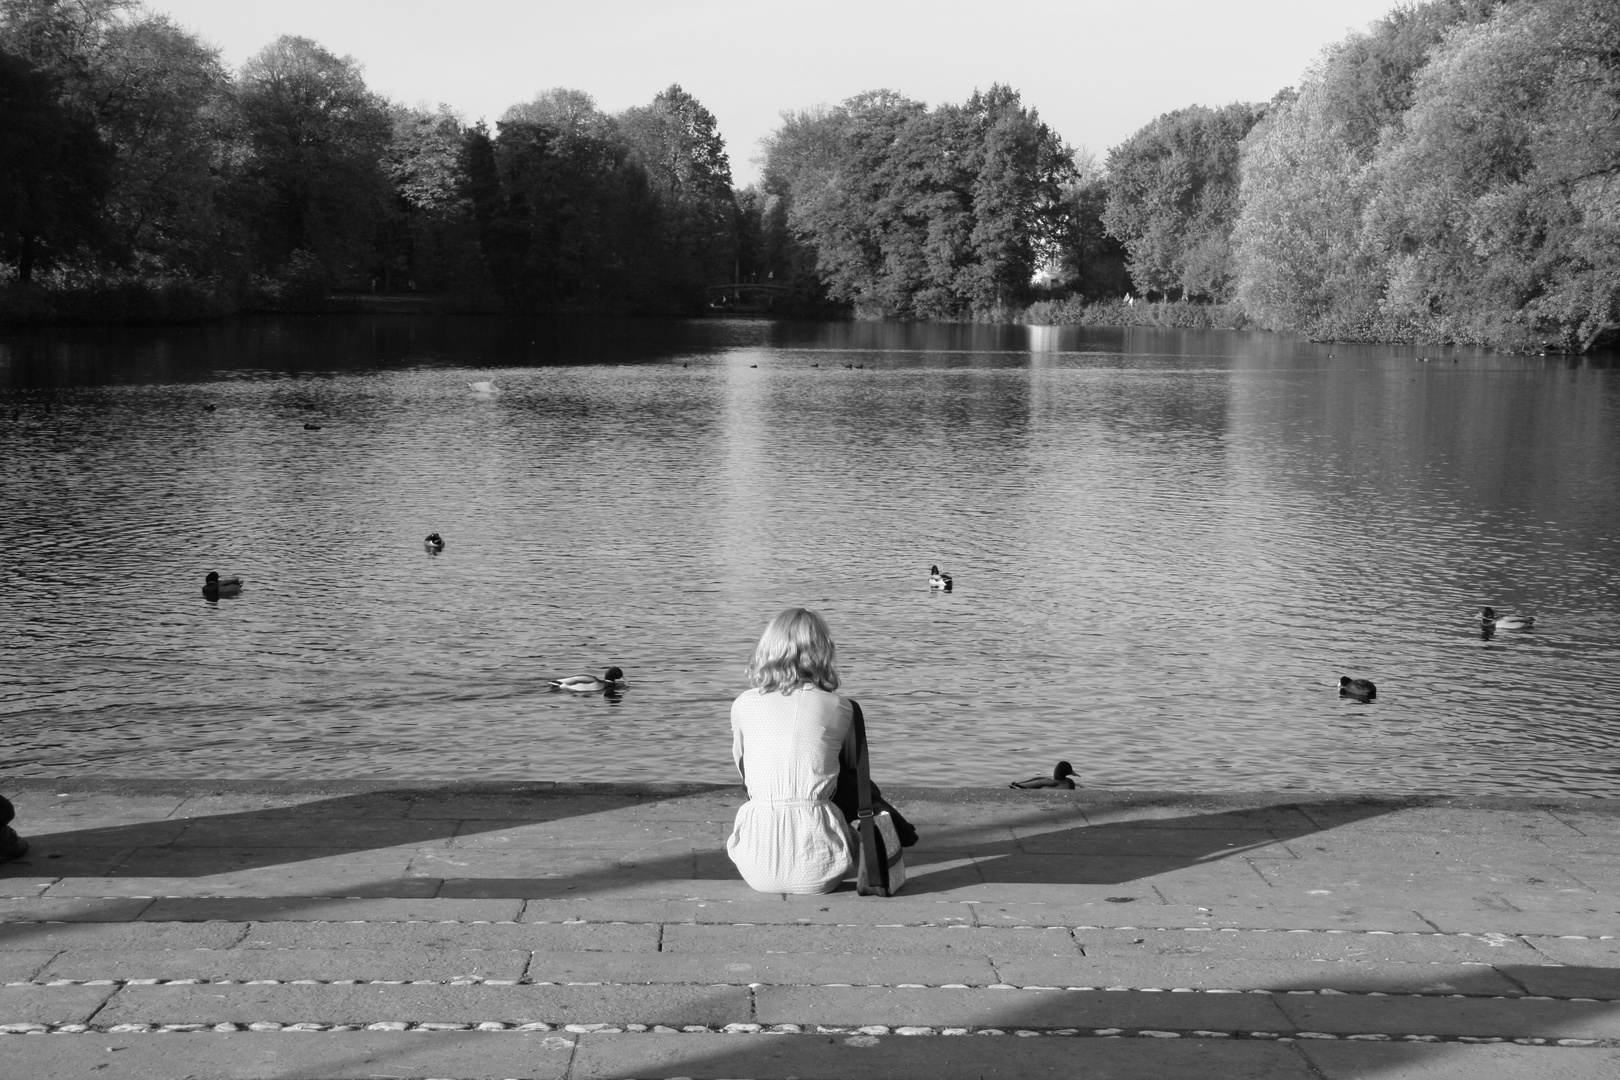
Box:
3;1028;1619;1080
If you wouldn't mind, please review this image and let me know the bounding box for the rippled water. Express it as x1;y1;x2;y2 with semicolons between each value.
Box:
3;316;1618;794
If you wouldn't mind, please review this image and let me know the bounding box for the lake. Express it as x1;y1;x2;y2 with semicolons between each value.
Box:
2;316;1617;795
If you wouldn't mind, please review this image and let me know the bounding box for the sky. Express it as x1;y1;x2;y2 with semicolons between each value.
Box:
150;0;1402;185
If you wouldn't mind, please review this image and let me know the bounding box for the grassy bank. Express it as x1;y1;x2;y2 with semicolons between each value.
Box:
1023;297;1249;330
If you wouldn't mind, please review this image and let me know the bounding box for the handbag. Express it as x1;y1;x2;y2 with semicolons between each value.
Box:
850;701;906;896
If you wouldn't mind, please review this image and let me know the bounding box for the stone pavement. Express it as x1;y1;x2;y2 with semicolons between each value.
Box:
1;779;1618;1079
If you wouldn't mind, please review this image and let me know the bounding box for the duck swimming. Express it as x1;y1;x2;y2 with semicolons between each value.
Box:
202;571;242;598
1482;607;1534;631
548;667;626;693
1010;761;1077;789
424;532;445;553
1339;676;1377;701
928;565;953;592
468;380;500;395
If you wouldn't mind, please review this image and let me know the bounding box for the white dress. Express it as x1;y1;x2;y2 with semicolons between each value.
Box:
726;686;857;894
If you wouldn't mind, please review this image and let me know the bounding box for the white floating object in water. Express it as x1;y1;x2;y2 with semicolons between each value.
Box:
468;380;500;395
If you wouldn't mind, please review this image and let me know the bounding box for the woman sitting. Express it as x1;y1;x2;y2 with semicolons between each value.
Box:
726;607;913;894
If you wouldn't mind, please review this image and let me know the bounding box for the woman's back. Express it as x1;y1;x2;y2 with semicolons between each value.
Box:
731;686;851;801
727;685;856;894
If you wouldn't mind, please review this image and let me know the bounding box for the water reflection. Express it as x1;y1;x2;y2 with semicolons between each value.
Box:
1;317;1617;793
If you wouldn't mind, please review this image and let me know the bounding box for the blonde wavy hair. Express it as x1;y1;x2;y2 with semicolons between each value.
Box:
746;607;840;695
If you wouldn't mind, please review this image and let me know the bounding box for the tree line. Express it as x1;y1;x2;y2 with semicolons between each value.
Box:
0;0;743;316
2;0;1614;350
1096;0;1618;352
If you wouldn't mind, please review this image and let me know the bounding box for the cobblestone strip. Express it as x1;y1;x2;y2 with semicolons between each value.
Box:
0;1020;1612;1047
5;977;1614;1001
4;913;1613;941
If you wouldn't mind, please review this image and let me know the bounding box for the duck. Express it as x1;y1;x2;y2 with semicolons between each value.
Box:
548;667;626;693
424;532;445;554
468;380;501;395
1482;607;1534;631
1339;676;1377;701
1010;761;1078;789
928;565;953;592
202;571;242;598
303;422;322;430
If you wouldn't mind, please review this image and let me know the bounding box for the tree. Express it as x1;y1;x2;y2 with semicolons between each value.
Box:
1101;102;1266;301
1366;0;1620;350
617;84;737;294
90;14;234;273
1231;0;1501;334
763;86;1074;319
234;35;392;285
0;49;111;282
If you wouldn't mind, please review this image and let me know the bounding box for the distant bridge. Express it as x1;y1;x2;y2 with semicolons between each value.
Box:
705;283;791;310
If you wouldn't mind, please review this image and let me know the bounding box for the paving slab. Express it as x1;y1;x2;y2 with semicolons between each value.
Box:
1497;964;1620;999
1202;903;1437;932
0;879;53;898
993;958;1523;995
964;853;1271;889
1273;993;1620;1038
662;923;1080;958
447;818;732;848
0;847;139;876
42;874;443;899
968;901;1215;928
0;984;117;1023
1420;909;1620;936
1080;802;1321;832
163;793;365;814
1010;825;1292;858
754;985;1290;1030
1300;1041;1620;1080
138;896;523;922
1076;928;1542;964
402;793;639;819
570;1030;1317;1080
95;982;752;1025
0;898;155;923
237;920;655;952
0;950;57;982
37;947;531;983
0;1030;576;1080
522;948;1000;987
436;875;764;901
174;816;459;848
0;922;246;951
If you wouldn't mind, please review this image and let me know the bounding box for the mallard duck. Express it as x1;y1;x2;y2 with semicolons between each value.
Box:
928;565;953;592
468;380;500;395
548;667;626;692
203;571;242;598
1482;607;1534;631
1010;761;1077;789
424;532;445;553
1339;676;1377;701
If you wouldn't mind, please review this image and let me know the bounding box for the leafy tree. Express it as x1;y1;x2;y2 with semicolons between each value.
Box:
378;104;483;292
0;49;111;282
91;15;234;272
234;35;392;285
765;86;1072;318
617;84;737;294
1101;101;1266;301
1366;0;1620;350
1231;0;1501;333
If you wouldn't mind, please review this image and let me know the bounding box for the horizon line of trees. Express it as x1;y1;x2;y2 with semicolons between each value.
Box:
2;0;1614;351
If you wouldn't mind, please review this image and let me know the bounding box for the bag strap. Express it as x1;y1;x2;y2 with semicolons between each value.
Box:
850;700;882;889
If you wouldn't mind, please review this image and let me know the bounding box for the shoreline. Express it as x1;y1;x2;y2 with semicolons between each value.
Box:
6;776;1619;811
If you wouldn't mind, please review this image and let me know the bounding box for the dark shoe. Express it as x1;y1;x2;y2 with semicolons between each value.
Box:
0;827;26;864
